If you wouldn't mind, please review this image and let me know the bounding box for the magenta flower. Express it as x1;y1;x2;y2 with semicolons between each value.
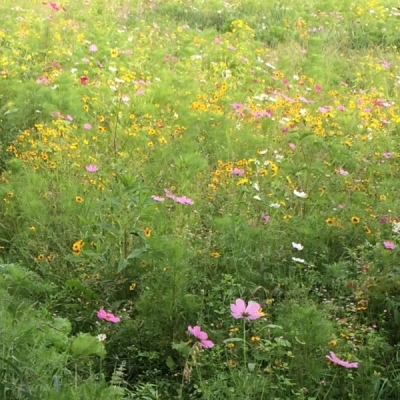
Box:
383;241;396;250
231;168;245;176
230;299;262;321
85;164;98;173
326;352;358;369
83;123;92;130
97;308;120;323
188;326;214;348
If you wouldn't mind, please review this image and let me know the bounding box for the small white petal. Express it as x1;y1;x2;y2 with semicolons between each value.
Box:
292;242;304;250
293;190;307;198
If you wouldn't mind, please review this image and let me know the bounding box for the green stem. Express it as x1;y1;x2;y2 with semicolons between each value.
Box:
243;318;247;369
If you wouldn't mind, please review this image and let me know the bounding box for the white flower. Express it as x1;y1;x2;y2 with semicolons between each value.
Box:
253;195;262;201
269;202;281;209
392;222;400;234
292;257;305;263
97;334;107;342
293;190;308;198
292;242;304;250
252;182;260;191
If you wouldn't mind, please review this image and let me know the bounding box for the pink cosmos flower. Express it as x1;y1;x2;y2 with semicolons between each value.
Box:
231;103;243;110
337;105;345;111
338;168;348;176
261;214;270;223
318;106;330;113
89;44;98;52
326;352;358;369
163;189;193;205
230;299;262;321
85;164;98;173
298;96;313;104
231;168;245;176
83;123;92;130
380;61;390;69
97;308;120;323
382;152;392;158
383;241;396;250
36;76;50;85
289;142;296;150
151;195;165;202
188;326;214;348
379;216;390;224
315;85;322;93
175;196;194;205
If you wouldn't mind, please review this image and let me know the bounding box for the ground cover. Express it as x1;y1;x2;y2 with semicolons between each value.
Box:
1;0;400;398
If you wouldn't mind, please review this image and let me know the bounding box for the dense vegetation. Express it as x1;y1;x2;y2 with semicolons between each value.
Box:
1;0;400;398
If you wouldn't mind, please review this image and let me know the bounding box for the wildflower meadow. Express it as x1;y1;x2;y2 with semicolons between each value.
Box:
2;0;400;398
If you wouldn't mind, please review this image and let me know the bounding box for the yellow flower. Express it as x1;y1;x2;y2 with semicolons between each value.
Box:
251;336;261;342
129;283;136;291
75;196;83;203
72;240;85;253
144;227;151;238
210;252;220;258
329;339;337;346
29;226;36;231
351;216;360;223
110;49;119;58
326;217;335;225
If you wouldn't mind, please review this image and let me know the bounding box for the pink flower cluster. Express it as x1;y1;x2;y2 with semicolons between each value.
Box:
151;189;194;205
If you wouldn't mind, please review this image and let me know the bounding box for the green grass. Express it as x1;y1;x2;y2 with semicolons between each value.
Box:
1;0;400;398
